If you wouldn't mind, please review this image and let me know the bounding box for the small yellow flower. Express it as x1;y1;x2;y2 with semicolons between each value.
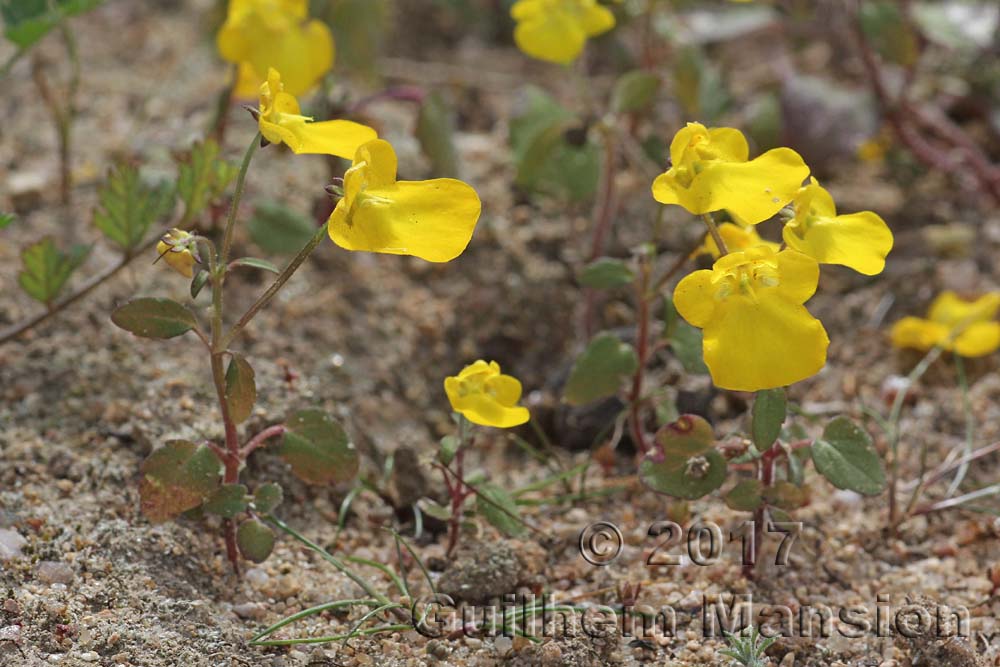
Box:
445;360;530;428
692;221;780;260
652;122;810;225
156;229;198;278
890;291;1000;357
783;180;893;276
258;69;377;159
218;0;334;98
328;139;481;262
510;0;615;64
674;246;829;391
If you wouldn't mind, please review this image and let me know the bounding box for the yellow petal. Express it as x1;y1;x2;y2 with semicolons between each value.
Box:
485;374;524;407
352;139;398;188
783;210;893;275
685;147;810;223
774;248;820;305
329;179;481;262
673;269;716;328
580;3;616;36
513;8;587;64
455;393;530;428
234;62;263;99
928;291;1000;327
890;316;949;352
701;291;829;391
277;118;378;159
953;322;1000;357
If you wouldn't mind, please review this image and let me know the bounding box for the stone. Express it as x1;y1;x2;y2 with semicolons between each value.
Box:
36;561;75;585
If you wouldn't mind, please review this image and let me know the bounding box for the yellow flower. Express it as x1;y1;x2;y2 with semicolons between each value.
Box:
257;69;377;159
156;229;198;278
674;246;829;391
327;139;481;262
783;180;893;276
890;291;1000;357
445;360;530;428
218;0;334;98
692;221;780;260
652;122;810;225
510;0;615;64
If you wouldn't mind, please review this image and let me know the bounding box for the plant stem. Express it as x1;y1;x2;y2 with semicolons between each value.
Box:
240;424;287;459
946;355;975;497
582;124;619;338
445;417;470;556
700;213;728;256
887;345;943;530
220;132;261;266
0;47;25;79
222;220;329;348
745;442;780;579
628;253;652;455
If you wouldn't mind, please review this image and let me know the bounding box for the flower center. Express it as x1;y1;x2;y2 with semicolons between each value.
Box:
713;258;780;302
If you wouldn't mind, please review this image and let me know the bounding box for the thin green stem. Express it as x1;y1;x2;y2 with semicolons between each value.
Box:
887;345;943;529
222;220;329;348
700;213;728;256
251;599;380;643
221;133;261;266
946;355;975;497
0;48;25;79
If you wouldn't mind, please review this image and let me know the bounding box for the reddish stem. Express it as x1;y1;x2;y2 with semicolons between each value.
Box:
240;425;287;459
744;441;781;579
211;351;242;575
445;448;470;557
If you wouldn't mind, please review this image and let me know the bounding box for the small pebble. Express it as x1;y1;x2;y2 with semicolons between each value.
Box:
36;561;74;585
0;529;26;560
78;651;99;662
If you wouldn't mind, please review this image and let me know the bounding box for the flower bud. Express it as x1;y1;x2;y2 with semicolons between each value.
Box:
156;229;198;278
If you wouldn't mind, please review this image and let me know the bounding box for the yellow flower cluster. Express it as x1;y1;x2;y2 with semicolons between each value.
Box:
217;0;334;98
657;123;894;392
891;292;1000;357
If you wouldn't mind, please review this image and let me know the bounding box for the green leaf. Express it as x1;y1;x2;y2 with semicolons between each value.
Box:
671;46;729;122
93;163;175;251
417;497;452;522
139;440;222;522
278;409;359;485
190;270;210;299
111;297;198;339
253;483;283;514
248;201;316;255
579;257;635;289
203;483;248;519
416;91;459;178
564;332;638;406
225;354;256;424
438;435;459;467
176;139;238;222
0;212;15;229
655;414;715;458
18;237;89;305
509;86;599;201
663;297;709;375
724;479;763;511
237;519;275;563
1;0;104;49
762;481;809;510
229;257;280;274
476;483;524;537
811;416;886;496
640;449;727;500
751;388;786;451
611;70;661;114
860;1;919;66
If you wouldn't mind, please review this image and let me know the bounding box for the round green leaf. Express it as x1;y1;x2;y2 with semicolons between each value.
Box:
640;449;727;500
237;519;275;563
724;479;763;511
277;410;359;485
253;483;284;514
139;440;222;522
476;483;524;538
655;414;715;458
762;481;809;510
111;298;197;339
811;417;886;496
564;333;638;406
579;257;635;289
202;484;248;519
611;70;661;114
248;201;315;255
751;388;786;451
225;355;256;425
